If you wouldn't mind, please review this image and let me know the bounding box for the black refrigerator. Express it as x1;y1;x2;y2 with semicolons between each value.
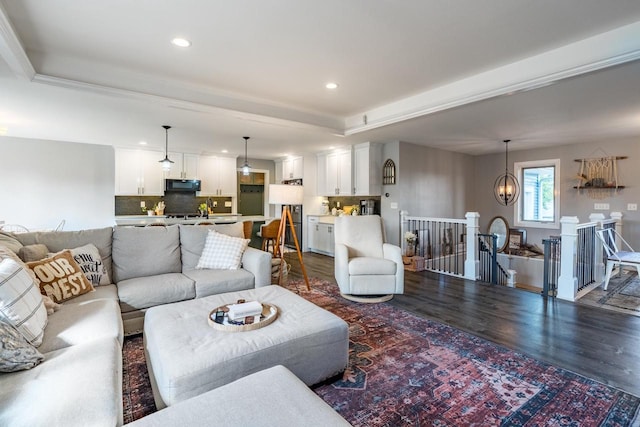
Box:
282;179;303;249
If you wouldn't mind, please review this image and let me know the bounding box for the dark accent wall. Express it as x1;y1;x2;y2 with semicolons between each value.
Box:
115;194;232;215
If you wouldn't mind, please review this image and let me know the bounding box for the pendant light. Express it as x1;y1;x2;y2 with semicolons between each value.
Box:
159;125;174;172
242;136;251;176
493;139;520;206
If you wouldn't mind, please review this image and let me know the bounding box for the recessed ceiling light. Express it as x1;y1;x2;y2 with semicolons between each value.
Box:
171;38;191;48
325;82;338;90
221;149;228;153
139;141;147;145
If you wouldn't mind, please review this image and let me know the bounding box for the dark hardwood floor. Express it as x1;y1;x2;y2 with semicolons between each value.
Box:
286;252;640;397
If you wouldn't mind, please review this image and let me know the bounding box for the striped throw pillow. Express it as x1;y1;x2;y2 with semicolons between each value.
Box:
0;258;48;347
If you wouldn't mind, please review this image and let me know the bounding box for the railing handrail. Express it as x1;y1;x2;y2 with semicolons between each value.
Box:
576;221;598;230
404;215;466;224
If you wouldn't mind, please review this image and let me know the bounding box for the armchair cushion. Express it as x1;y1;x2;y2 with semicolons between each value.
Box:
349;257;397;275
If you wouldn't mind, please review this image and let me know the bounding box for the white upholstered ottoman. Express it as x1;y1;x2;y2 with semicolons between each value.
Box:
125;365;351;426
144;285;349;408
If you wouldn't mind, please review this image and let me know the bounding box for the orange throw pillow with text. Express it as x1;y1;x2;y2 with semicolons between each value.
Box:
27;250;94;303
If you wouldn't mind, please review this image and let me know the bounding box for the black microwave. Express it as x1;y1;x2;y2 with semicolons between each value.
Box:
165;179;201;192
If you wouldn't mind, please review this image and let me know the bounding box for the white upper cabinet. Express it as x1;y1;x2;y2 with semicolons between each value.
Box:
166;152;199;180
353;142;382;196
284;156;304;180
115;148;165;195
325;148;352;196
277;156;304;182
199;155;237;196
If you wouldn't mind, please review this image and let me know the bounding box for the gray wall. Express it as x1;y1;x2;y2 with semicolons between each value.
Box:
0;137;115;231
474;137;640;248
381;141;475;245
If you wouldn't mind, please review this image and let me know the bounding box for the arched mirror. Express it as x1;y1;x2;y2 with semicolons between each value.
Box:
487;216;510;253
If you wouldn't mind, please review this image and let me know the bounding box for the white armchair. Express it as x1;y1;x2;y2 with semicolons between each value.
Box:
334;215;404;302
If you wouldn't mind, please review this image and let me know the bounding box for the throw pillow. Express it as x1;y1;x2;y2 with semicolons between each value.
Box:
18;244;49;262
0;231;23;254
0;258;48;346
51;244;110;286
196;230;250;270
27;250;94;304
0;319;44;372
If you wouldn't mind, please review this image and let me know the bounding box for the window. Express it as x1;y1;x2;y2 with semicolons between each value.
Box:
514;159;560;229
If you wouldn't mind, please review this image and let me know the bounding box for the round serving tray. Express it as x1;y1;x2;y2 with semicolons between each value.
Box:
207;302;278;332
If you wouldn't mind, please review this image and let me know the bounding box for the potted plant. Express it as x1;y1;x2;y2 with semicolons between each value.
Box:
199;203;208;217
404;231;417;257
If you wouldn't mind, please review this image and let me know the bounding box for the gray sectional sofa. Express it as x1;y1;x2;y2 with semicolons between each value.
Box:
0;223;273;427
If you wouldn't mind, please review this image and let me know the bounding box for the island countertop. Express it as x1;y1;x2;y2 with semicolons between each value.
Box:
114;215;272;227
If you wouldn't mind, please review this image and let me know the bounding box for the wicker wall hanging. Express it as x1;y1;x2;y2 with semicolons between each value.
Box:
574;150;626;199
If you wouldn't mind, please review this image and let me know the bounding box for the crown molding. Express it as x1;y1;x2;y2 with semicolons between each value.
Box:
344;21;640;136
0;2;34;79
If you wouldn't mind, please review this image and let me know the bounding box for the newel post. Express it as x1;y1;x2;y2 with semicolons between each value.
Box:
464;212;480;281
557;216;579;301
589;213;606;282
400;210;408;254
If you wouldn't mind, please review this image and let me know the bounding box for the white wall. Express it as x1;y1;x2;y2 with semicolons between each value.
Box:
474;137;640;248
0;137;115;231
380;141;475;245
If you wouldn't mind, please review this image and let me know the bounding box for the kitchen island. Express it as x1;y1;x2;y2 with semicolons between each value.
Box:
114;215;272;227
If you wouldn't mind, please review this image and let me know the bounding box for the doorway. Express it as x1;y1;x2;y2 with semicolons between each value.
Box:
237;172;265;215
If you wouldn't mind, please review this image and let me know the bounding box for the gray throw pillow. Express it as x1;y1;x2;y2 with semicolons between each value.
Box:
0;319;45;372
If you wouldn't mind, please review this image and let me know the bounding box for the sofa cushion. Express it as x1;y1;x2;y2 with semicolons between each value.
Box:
27;250;95;304
183;269;255;298
0;337;123;427
348;257;397;275
18;244;49;262
112;225;181;282
0;258;48;346
13;227;114;281
196;230;249;270
38;290;123;354
118;273;195;313
178;223;244;270
0;319;44;372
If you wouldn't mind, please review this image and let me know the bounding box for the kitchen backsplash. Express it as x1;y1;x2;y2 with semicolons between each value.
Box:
115;194;232;215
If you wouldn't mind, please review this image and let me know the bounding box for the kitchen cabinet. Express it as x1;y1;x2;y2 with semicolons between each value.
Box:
308;216;335;256
239;172;265;185
283;156;304;180
325;148;352;196
115;148;165;195
166;152;199;180
353;142;382;196
276;156;304;182
199;155;237;196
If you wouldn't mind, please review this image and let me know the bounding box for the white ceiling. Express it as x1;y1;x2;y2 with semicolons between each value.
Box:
1;1;640;159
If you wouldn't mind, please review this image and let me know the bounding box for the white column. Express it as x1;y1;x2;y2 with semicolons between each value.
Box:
589;213;606;283
400;210;408;255
557;216;579;301
464;212;480;281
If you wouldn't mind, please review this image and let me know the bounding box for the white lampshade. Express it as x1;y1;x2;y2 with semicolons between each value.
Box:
269;184;304;205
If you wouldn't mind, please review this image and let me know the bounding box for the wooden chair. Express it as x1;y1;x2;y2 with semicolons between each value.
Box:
242;220;253;239
257;219;281;255
596;227;640;290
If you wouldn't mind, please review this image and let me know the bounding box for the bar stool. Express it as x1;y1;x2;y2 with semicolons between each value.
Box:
257;219;281;254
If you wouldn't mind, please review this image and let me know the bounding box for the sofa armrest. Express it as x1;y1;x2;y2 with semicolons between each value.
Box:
334;243;350;293
383;243;404;294
242;247;272;287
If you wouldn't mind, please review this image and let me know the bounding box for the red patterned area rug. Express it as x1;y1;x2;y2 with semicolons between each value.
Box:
122;279;640;426
286;278;639;426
